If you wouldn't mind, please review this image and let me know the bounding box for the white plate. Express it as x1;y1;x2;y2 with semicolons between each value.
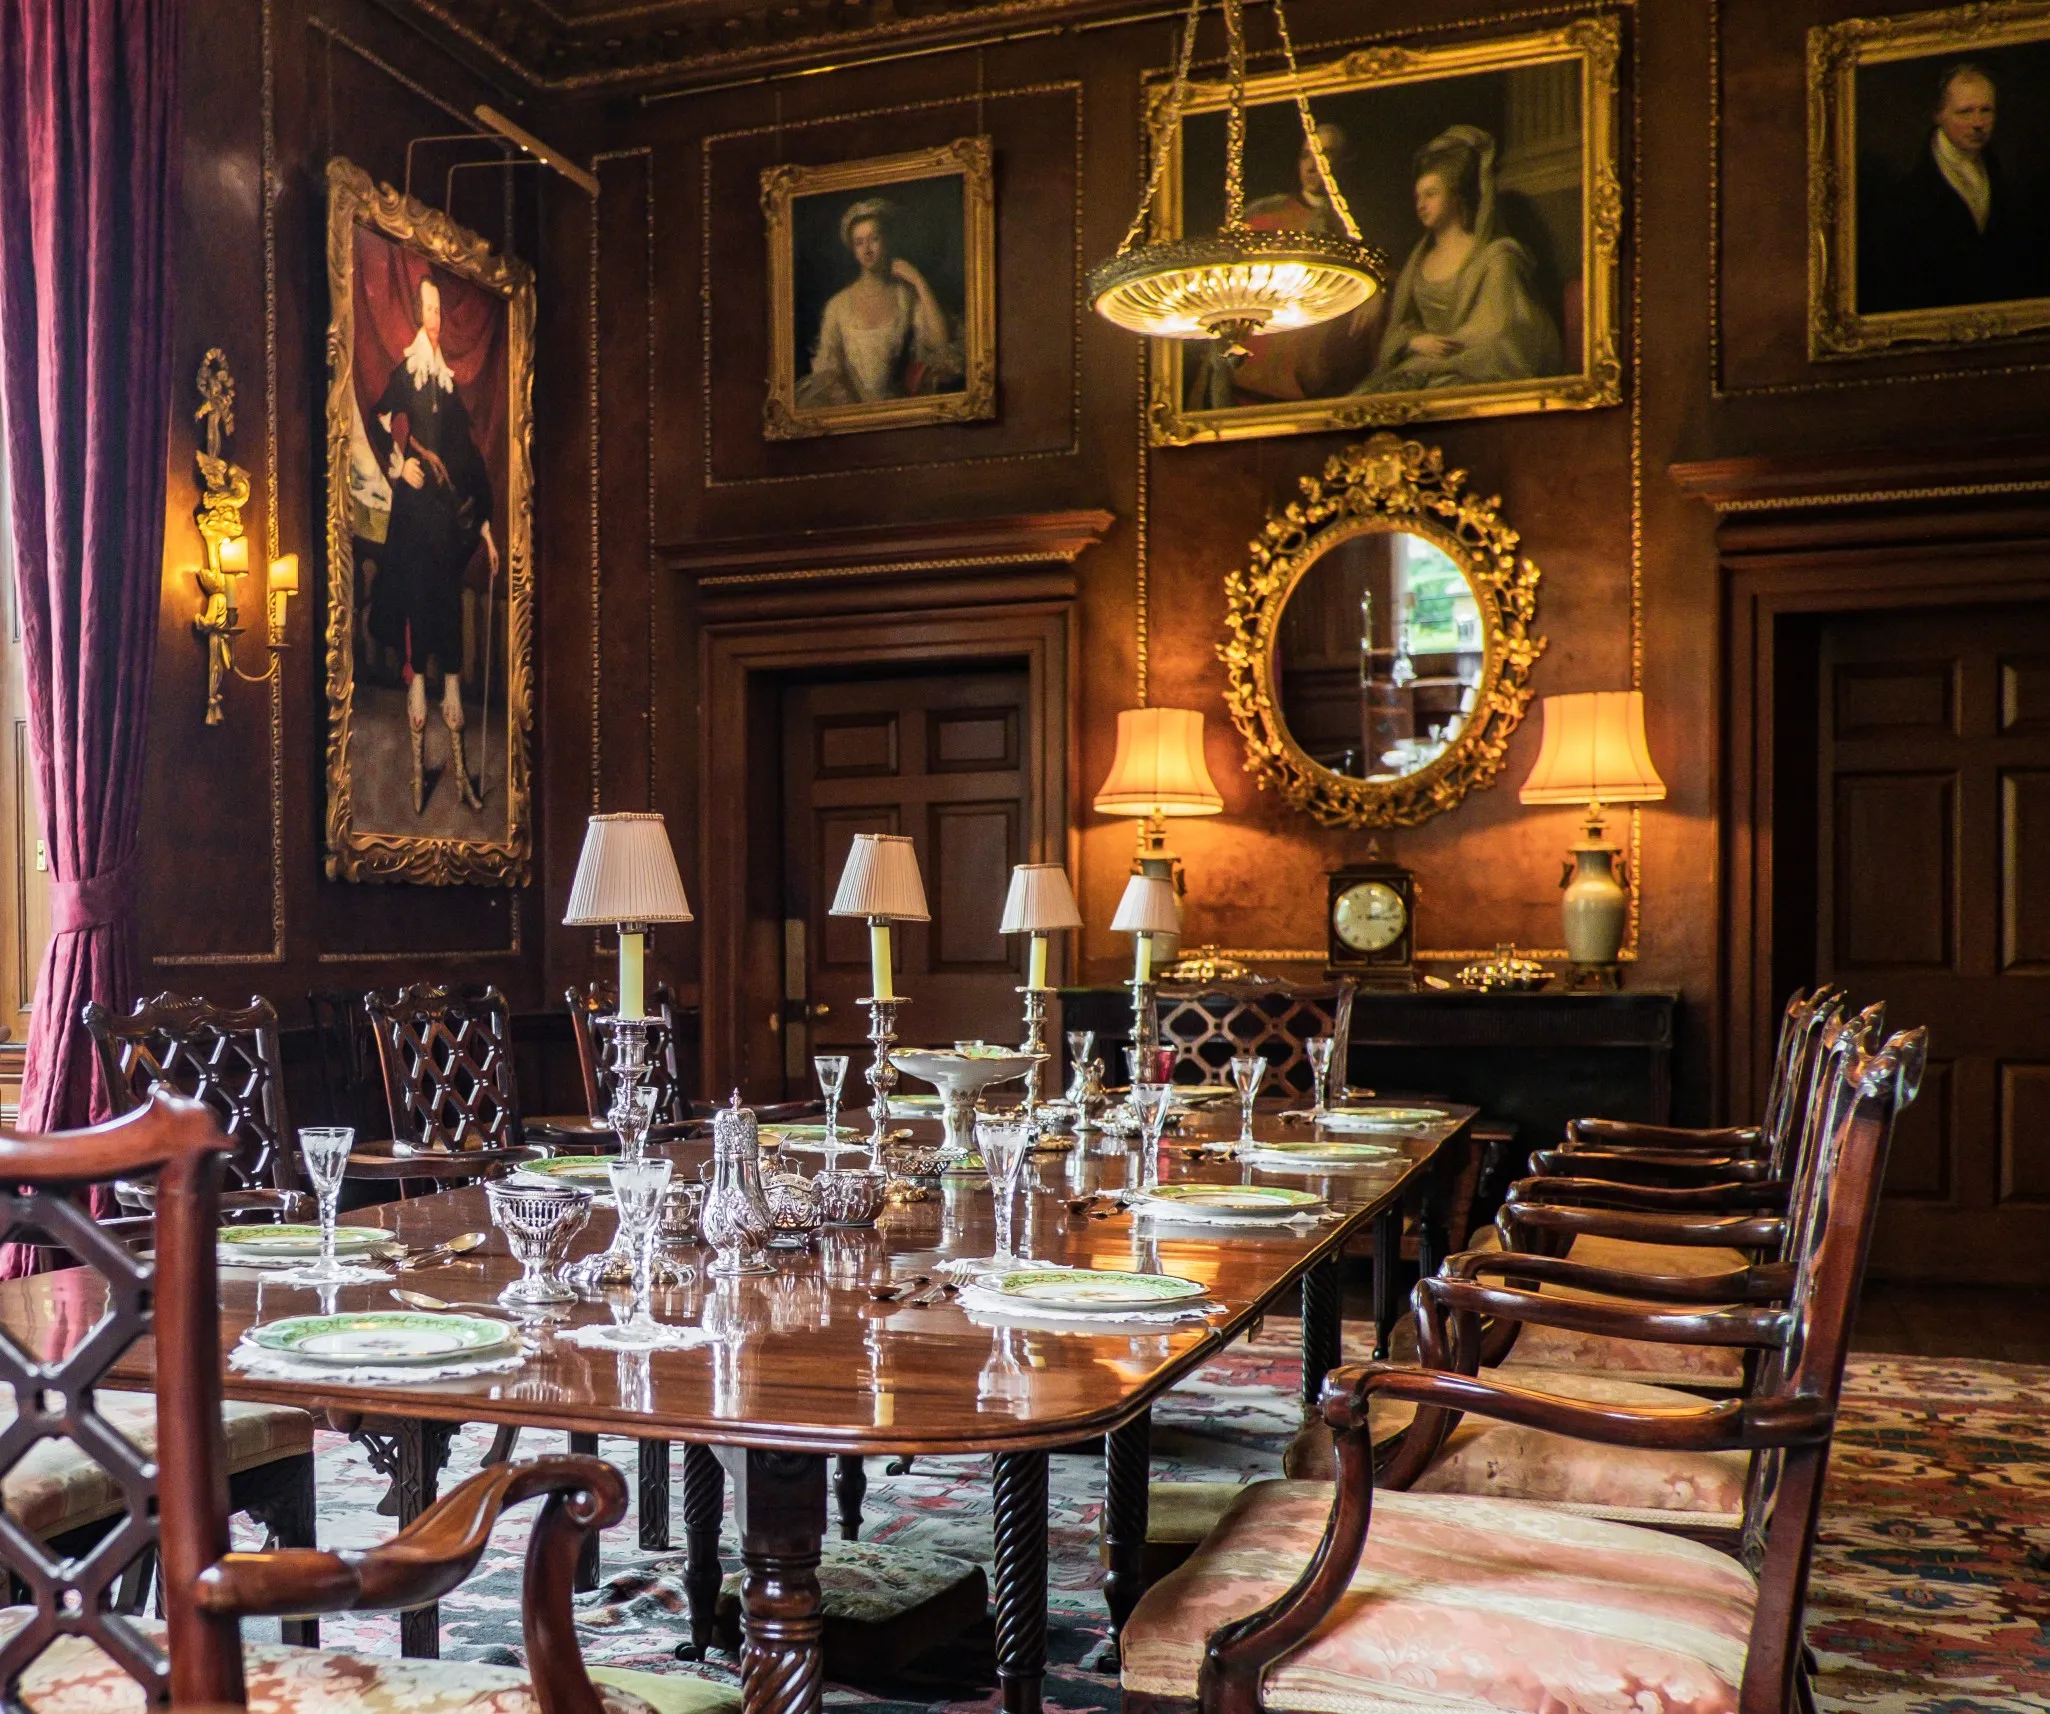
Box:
981;1268;1208;1312
1132;1184;1324;1221
244;1312;515;1366
216;1225;391;1258
1318;1106;1445;1132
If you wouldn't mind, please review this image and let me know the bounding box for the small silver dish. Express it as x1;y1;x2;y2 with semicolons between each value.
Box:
817;1166;888;1228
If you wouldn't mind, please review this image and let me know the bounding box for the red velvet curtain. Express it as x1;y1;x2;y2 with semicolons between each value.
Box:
0;0;181;1184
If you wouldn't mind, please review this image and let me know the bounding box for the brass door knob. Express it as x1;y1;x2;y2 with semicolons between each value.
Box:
808;1002;832;1019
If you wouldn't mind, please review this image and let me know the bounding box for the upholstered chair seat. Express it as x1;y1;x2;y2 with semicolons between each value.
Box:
1121;1480;1758;1714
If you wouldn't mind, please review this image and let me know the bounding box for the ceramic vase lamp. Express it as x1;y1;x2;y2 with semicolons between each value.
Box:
1113;870;1181;1078
829;833;930;1148
999;863;1084;1115
1518;690;1666;984
1093;707;1222;967
562;812;694;1288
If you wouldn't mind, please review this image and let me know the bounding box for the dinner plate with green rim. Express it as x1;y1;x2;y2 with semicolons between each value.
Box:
1168;1085;1236;1106
1249;1140;1401;1165
983;1268;1208;1311
511;1156;614;1186
217;1225;392;1258
1318;1106;1446;1132
1132;1184;1324;1220
245;1312;515;1366
886;1094;944;1114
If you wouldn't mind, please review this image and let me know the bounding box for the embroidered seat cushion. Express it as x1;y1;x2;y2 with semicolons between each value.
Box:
3;1394;312;1538
1471;1227;1749;1388
0;1612;739;1714
1121;1480;1758;1714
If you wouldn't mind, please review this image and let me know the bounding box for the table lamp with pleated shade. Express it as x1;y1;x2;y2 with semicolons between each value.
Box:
830;833;929;1002
1000;863;1084;991
1519;691;1665;972
1095;706;1222;957
1111;871;1182;984
564;812;693;1021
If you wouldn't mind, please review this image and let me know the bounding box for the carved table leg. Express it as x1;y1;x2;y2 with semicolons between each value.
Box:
833;1454;866;1541
1094;1410;1150;1672
349;1416;456;1658
993;1450;1050;1714
1301;1253;1343;1407
1370;1208;1400;1361
718;1447;828;1714
640;1439;672;1551
678;1443;726;1661
570;1432;603;1591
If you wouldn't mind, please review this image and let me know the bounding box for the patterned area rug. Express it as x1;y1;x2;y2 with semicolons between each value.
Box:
279;1329;2050;1712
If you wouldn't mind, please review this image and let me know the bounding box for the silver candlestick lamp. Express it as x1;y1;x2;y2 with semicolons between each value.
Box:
999;863;1084;1118
829;833;930;1149
1113;870;1180;1080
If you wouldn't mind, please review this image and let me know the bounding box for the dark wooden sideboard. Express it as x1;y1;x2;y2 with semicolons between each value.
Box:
1056;984;1678;1154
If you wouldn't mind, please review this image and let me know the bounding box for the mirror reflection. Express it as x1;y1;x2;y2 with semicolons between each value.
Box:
1274;529;1484;782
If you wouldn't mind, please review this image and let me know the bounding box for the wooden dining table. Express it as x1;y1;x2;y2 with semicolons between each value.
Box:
0;1096;1472;1714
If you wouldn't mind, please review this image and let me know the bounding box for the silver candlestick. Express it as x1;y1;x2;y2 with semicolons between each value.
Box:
1017;985;1050;1116
862;996;906;1149
571;1015;683;1288
1128;977;1160;1081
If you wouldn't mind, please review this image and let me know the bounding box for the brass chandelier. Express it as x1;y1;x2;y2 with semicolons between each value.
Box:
1088;0;1388;359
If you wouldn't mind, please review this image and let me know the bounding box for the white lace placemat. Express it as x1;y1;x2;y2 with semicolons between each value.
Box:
229;1343;529;1384
956;1283;1223;1332
1239;1149;1399;1172
1133;1205;1339;1231
557;1322;712;1352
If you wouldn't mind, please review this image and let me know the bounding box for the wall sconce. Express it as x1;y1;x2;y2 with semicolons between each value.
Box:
190;541;293;726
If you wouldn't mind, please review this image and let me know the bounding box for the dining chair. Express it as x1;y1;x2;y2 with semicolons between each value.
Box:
364;983;531;1176
565;981;689;1124
1119;1020;1925;1714
305;988;393;1140
0;1093;727;1714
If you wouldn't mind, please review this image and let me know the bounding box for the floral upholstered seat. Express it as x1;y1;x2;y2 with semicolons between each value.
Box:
1121;1481;1758;1714
0;1614;739;1714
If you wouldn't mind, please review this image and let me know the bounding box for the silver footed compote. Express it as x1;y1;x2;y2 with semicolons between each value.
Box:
889;1046;1046;1164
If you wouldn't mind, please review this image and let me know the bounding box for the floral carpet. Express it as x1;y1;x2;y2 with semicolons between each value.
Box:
280;1327;2050;1712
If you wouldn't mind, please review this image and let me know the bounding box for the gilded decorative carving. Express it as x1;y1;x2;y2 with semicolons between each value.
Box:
322;158;536;887
1808;1;2050;360
1220;433;1545;829
1145;16;1624;446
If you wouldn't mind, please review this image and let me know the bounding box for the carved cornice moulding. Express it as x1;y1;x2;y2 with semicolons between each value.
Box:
387;0;1168;95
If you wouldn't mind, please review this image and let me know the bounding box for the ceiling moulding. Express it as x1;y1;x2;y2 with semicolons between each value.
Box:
385;0;1192;95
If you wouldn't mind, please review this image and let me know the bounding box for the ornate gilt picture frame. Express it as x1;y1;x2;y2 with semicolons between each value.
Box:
1220;433;1544;828
1146;18;1621;447
761;137;997;440
1809;2;2050;359
323;158;535;887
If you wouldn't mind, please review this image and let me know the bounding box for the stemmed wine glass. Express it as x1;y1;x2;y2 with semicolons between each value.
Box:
977;1115;1036;1276
815;1054;850;1172
1229;1054;1266;1146
1130;1084;1174;1193
278;1127;374;1285
1305;1036;1336;1123
596;1157;677;1347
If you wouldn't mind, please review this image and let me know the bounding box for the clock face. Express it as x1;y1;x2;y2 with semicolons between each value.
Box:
1333;880;1408;954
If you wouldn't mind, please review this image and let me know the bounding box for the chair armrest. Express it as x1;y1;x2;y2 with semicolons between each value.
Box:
1529;1148;1771;1185
1566;1118;1764;1153
1438;1245;1795;1304
1417;1270;1788;1352
1506;1175;1788;1213
1497;1201;1785;1250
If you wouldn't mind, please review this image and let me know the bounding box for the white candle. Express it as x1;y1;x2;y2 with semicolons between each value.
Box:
870;921;894;1001
1028;932;1048;991
619;928;646;1022
1134;931;1152;984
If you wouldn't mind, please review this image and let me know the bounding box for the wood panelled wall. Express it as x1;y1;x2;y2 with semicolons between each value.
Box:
148;0;2050;1119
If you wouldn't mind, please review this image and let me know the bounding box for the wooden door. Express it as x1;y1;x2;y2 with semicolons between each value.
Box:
780;667;1032;1094
1815;602;2050;1284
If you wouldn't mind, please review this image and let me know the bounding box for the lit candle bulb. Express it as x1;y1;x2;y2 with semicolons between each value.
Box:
869;920;894;1001
618;927;646;1022
1028;931;1048;991
1134;931;1152;984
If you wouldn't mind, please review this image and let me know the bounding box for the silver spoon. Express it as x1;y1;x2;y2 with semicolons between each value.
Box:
394;1231;489;1271
391;1288;525;1320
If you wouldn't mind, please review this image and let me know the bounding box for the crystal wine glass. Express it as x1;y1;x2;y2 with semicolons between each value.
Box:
814;1054;850;1172
291;1127;358;1284
977;1115;1036;1275
1064;1030;1096;1102
1229;1054;1266;1146
485;1180;592;1305
1305;1035;1336;1122
600;1157;675;1347
1130;1083;1174;1193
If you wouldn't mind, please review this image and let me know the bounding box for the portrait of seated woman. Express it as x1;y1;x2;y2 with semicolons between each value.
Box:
1354;125;1565;395
794;197;966;409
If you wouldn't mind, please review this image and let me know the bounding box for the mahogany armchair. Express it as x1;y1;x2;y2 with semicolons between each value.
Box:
361;984;538;1190
0;1094;710;1714
1119;1022;1924;1714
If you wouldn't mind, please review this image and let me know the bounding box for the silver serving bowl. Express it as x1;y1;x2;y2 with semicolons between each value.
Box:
817;1166;888;1228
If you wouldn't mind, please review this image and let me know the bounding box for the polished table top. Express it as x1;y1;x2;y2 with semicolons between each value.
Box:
0;1100;1471;1457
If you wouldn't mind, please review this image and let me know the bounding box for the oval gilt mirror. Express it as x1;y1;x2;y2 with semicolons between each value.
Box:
1221;434;1545;828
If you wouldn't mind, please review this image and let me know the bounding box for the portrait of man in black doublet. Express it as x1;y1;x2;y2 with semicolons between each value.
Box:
361;275;500;815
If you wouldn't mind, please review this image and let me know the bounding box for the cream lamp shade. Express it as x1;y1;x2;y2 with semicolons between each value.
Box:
999;864;1084;934
267;554;299;593
1519;691;1666;808
830;833;930;922
1110;871;1181;937
1093;708;1224;818
563;812;693;926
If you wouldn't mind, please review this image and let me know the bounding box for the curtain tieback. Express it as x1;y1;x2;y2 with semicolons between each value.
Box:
48;857;139;935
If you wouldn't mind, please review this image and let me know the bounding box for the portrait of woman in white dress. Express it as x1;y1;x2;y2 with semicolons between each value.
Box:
1355;125;1565;394
794;197;965;409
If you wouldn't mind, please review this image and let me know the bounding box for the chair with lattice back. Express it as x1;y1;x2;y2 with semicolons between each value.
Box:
365;983;523;1155
0;1093;706;1714
565;981;688;1125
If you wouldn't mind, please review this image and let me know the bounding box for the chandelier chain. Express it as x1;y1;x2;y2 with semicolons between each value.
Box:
1115;0;1206;259
1223;0;1247;227
1271;0;1364;243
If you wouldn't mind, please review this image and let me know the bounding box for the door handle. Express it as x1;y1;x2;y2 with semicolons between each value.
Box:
808;1002;831;1019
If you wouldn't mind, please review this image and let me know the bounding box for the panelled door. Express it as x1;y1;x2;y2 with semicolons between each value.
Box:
779;667;1032;1095
1816;602;2050;1284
